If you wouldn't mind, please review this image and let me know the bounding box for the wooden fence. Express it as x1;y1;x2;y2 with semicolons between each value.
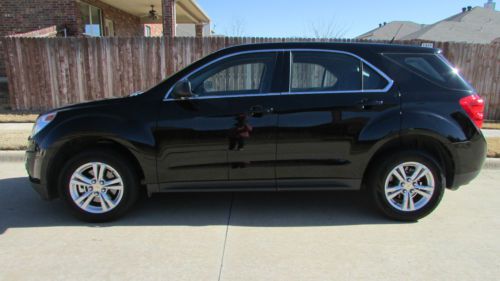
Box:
2;36;500;119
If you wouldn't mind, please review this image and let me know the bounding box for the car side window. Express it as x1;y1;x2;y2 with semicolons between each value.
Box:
291;62;338;90
189;52;277;97
362;63;389;90
291;52;362;92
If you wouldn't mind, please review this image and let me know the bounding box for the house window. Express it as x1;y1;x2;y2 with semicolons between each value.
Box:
105;19;115;36
145;26;152;37
79;2;103;37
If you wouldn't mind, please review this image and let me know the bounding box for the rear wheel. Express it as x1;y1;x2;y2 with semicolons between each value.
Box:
369;151;445;221
59;149;140;222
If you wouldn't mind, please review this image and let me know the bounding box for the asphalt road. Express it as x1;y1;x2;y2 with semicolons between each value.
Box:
0;162;499;281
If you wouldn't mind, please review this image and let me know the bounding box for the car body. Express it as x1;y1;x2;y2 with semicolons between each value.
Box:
25;42;487;221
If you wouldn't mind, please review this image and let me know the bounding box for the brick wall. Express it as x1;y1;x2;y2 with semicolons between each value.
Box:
0;0;79;76
0;0;79;37
0;0;142;38
195;24;203;37
0;0;142;76
162;0;176;37
1;41;6;77
79;0;142;37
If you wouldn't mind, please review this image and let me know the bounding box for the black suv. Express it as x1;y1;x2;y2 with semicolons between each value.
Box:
26;43;487;222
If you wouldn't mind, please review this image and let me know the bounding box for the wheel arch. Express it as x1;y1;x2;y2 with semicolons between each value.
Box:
45;137;147;199
362;132;456;190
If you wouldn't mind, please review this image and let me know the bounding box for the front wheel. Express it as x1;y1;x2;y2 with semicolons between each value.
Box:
59;149;140;222
369;151;445;221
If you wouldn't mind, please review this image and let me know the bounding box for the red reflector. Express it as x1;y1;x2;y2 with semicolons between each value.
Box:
459;94;484;128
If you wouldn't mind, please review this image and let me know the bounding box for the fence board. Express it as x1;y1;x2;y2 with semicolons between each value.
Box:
2;37;499;120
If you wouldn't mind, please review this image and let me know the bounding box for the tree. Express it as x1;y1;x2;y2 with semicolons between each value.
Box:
307;18;350;39
226;18;247;37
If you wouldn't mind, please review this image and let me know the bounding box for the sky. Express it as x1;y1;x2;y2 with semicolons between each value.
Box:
196;0;494;38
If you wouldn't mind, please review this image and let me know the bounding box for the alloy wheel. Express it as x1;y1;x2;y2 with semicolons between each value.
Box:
69;162;124;214
384;162;435;212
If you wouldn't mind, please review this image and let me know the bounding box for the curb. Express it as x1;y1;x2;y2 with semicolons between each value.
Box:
483;158;500;170
0;151;25;162
0;123;34;129
1;150;500;170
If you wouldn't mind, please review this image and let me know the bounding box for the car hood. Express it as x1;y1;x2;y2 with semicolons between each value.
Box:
46;96;132;114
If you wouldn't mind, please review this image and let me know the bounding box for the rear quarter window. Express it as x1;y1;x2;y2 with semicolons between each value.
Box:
385;53;473;91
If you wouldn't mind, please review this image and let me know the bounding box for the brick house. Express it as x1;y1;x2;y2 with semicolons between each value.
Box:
0;0;211;77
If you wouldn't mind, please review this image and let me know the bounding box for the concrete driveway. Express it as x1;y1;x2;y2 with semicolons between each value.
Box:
0;162;499;281
483;129;500;138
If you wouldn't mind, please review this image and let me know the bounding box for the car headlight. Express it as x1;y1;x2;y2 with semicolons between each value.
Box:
32;112;57;136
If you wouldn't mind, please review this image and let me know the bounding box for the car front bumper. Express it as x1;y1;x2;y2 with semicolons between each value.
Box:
26;147;54;200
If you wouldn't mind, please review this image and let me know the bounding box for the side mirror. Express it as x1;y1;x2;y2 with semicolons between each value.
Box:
203;80;214;92
171;80;193;99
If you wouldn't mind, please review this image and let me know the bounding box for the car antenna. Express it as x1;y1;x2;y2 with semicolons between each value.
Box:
390;23;404;44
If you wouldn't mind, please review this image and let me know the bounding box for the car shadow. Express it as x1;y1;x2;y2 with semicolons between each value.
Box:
0;177;406;234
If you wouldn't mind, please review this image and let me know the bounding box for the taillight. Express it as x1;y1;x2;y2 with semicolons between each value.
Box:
459;94;484;128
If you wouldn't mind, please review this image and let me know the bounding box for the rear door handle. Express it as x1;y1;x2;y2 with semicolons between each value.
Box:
357;99;384;109
249;105;274;117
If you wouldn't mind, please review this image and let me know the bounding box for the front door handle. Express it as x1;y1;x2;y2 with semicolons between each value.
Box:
357;99;384;110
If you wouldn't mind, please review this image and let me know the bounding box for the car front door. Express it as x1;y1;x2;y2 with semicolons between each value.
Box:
276;50;400;190
156;51;282;191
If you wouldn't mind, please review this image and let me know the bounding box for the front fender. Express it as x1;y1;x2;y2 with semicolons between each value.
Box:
35;111;157;185
41;112;155;148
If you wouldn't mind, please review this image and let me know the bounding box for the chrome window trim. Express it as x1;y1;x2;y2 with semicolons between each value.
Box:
163;49;284;101
175;92;284;100
361;59;365;90
163;48;394;101
288;49;393;93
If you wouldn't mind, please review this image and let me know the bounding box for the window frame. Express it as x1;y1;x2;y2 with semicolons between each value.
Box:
145;25;152;37
164;49;393;101
188;53;277;97
79;2;103;37
165;50;283;100
383;52;473;91
288;50;393;94
105;18;114;37
289;52;362;93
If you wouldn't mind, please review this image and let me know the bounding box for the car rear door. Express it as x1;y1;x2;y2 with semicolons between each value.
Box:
156;51;283;191
276;50;400;190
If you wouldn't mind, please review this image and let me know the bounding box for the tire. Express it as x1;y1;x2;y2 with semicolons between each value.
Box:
369;151;445;221
59;149;140;222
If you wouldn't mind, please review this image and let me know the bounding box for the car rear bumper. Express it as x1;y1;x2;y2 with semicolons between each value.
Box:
450;170;482;190
449;133;487;190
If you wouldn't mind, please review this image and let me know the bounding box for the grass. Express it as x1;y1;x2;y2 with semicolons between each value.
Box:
0;130;31;150
483;122;500;130
487;138;500;158
1;127;500;158
0;113;38;123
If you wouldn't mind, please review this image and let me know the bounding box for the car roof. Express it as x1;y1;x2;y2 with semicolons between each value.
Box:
218;42;438;55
